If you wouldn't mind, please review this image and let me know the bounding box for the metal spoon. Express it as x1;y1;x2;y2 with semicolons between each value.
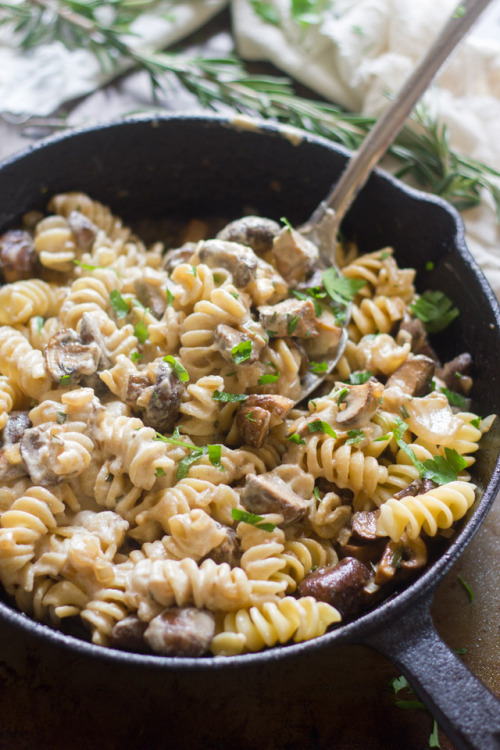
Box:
297;0;494;402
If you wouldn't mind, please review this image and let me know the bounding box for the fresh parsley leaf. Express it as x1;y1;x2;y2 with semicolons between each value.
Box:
280;216;293;229
212;390;248;403
287;433;306;445
346;429;365;445
134;318;149;344
425;261;435;271
308;420;337;438
130;351;143;363
230;291;239;299
400;405;410;419
410;291;459;334
208;444;223;469
470;417;481;429
251;0;280;25
441;387;466;408
293;289;322;317
190;265;197;277
323;266;366;304
163;355;189;383
177;451;204;480
390;675;411;694
232;340;253;364
373;434;391;442
349;371;373;385
34;315;44;333
154;430;197;450
454;4;465;18
288;316;299;335
457;574;474;604
59;374;71;385
155;467;166;477
395;700;426;711
166;288;175;306
231;507;276;532
334;387;349;405
110;289;129;319
73;259;105;271
313;486;321;500
391;546;404;569
380;250;391;260
258;372;280;385
309;361;328;374
421;448;468;484
454;647;468;655
56;411;67;424
429;719;441;748
246;411;256;422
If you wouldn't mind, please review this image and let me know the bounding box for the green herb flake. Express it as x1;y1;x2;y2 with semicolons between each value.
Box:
390;675;411;694
163;355;190;383
380;250;391;260
441;387;466;408
313;486;321;500
35;315;44;333
231;507;276;532
292;289;322;317
134;318;149;344
212;390;248;403
421;448;468;485
346;429;365;446
232;340;253;365
454;5;465;18
457;574;474;604
166;288;175;306
177;451;204;480
208;444;223;469
335;387;349;405
73;259;105;271
56;411;68;424
308;420;337;438
230;291;239;299
258;372;280;385
130;351;143;363
106;473;113;482
395;699;426;711
280;216;293;229
155;467;166;477
454;647;468;655
391;546;404;569
288;316;299;335
349;371;373;385
373;434;391;442
110;289;130;319
323;266;366;304
246;411;256;422
410;290;459;334
470;417;481;429
400;405;410;419
287;433;306;445
425;261;435;271
351;23;364;35
429;719;441;748
190;265;198;277
309;361;329;374
59;374;71;385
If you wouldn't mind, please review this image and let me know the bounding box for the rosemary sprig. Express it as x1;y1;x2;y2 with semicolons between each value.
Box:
2;0;499;216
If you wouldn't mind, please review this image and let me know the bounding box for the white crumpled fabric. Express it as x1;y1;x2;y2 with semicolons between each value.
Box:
0;0;499;296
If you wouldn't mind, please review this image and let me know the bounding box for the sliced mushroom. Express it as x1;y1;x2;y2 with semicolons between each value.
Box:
20;426;60;485
241;472;308;525
216;216;281;255
68;210;98;250
315;479;354;505
335;380;384;428
0;444;28;482
133;278;166;320
259;298;318;339
271;226;319;284
436;352;473;396
338;540;387;566
385;355;435;397
163;244;197;273
213;324;264;365
45;329;101;384
0;229;39;282
143;607;215;657
79;312;112;371
204;527;241;567
197;239;258;288
138;361;183;434
375;535;428;585
351;510;380;541
2;411;32;446
110;615;150;653
298;557;372;619
392;477;437;501
236;394;293;448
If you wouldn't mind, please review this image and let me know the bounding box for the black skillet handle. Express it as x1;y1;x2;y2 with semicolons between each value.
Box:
362;595;500;750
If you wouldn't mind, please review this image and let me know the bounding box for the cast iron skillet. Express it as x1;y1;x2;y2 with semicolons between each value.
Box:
0;115;499;750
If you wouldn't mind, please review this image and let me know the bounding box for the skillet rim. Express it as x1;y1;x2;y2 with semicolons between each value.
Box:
0;113;498;670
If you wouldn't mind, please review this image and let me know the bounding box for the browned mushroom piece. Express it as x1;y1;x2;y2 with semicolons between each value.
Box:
236;394;294;448
0;444;28;482
197;239;258;288
385;355;435;397
133;278;166;320
68;210;98;250
315;478;354;505
110;615;149;652
271;226;319;284
163;244;197;273
374;535;428;585
216;216;281;255
2;411;32;446
335;380;384;428
143;607;215;657
398;313;439;361
351;510;380;541
45;329;101;384
20;426;60;485
141;361;184;434
392;477;437;501
298;557;372;619
259;298;318;339
0;229;39;283
213;324;264;365
241;472;308;525
204;527;241;567
436;352;473;396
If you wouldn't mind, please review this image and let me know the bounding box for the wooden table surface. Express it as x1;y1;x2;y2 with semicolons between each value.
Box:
0;11;498;750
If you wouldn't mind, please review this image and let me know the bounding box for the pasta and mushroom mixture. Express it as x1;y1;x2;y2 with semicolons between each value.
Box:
0;192;493;657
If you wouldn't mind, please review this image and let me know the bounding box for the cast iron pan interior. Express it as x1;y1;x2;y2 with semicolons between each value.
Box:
0;116;499;747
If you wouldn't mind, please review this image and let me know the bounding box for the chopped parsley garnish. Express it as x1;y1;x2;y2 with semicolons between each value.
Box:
163;355;189;383
155;467;166;477
349;371;373;385
322;266;366;304
230;291;239;299
166;288;175;306
346;429;365;446
232;340;253;364
59;374;71;385
400;405;410;419
392;417;468;484
190;265;197;277
441;387;466;408
454;4;466;18
309;361;328;375
134;318;149;344
293;289;322;317
410;290;459;333
425;261;435;271
288;316;299;335
308;420;337;438
391;546;404;569
130;351;143;363
212;273;223;283
454;647;468;655
154;429;223;479
258;372;280;385
429;720;440;748
56;411;68;424
231;507;276;532
34;315;44;333
73;259;106;271
208;444;223;469
470;417;481;429
373;434;391;442
246;411;256;422
212;390;248;403
287;433;306;445
280;215;293;229
380;250;391;260
390;675;411;694
109;289;129;319
334;387;349;405
457;574;474;604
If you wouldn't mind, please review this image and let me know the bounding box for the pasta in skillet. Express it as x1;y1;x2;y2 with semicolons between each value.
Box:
0;192;493;658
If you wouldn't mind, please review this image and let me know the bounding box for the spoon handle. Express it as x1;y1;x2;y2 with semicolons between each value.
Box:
304;0;494;233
